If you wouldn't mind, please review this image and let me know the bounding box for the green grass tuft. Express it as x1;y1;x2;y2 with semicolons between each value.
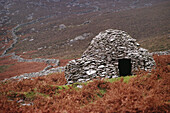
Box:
107;75;136;83
0;65;10;73
25;92;36;99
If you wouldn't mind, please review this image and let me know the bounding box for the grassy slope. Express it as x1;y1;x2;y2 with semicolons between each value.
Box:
0;56;48;80
0;55;169;112
13;1;170;58
139;34;170;52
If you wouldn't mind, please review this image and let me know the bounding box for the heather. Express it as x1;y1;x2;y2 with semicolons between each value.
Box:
0;55;169;112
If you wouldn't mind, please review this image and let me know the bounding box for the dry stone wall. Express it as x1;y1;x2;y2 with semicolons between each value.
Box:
3;66;65;81
1;52;63;82
1;25;19;56
151;50;170;55
65;29;155;84
0;16;63;82
11;53;59;66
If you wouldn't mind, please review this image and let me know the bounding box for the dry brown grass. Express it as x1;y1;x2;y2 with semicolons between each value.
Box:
139;34;170;52
0;55;169;112
0;56;47;80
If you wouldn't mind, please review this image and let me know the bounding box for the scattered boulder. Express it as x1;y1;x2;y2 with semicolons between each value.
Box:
29;38;34;41
69;33;92;44
83;20;91;25
65;29;155;84
59;24;66;30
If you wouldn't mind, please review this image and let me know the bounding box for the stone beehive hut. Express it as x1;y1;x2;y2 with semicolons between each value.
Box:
65;29;155;84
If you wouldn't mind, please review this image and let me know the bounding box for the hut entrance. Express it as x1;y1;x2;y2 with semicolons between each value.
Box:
118;59;132;76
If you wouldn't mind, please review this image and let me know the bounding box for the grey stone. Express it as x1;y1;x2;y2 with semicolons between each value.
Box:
77;79;84;82
65;29;156;84
151;50;170;55
100;75;105;77
98;65;105;69
59;24;66;30
86;70;96;75
112;75;118;78
77;85;83;88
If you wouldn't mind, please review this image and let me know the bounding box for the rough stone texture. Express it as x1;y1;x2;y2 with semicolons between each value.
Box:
59;24;66;30
0;17;63;82
0;51;63;82
2;66;65;81
67;33;92;45
1;25;19;56
11;53;59;66
1;14;54;56
151;50;170;55
65;29;155;84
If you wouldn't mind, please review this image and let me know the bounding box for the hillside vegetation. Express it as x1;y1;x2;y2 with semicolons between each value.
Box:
13;1;170;58
0;0;169;112
139;34;170;52
0;56;48;80
0;55;169;112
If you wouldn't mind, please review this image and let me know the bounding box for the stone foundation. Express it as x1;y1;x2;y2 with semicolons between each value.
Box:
65;29;155;84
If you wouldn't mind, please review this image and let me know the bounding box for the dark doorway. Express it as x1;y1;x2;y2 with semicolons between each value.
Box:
118;59;132;76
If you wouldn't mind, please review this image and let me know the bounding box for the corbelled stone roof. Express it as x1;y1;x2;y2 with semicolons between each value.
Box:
65;29;155;84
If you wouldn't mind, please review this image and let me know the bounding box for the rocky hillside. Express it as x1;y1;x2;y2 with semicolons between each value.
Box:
0;1;169;112
0;0;169;81
0;0;169;59
0;0;167;26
